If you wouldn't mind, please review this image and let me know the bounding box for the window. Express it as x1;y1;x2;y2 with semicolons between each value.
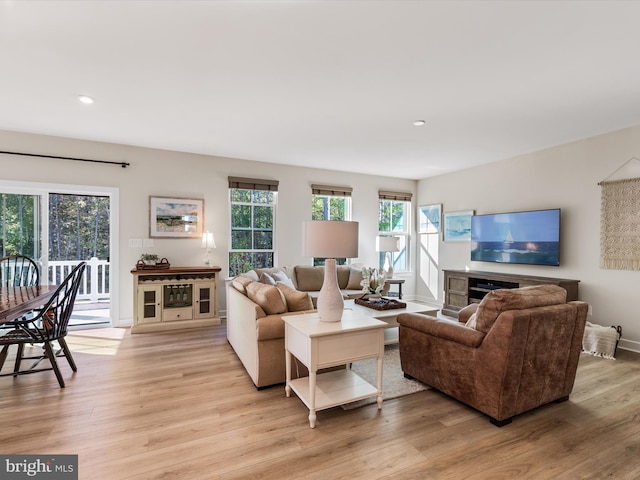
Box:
229;177;278;277
378;190;412;273
311;184;352;266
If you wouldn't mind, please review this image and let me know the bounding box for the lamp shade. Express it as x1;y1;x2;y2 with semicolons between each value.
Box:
302;221;359;258
201;231;216;249
376;236;400;252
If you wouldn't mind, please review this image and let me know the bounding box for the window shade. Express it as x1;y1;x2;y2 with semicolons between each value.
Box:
311;184;353;197
378;190;412;201
228;177;279;191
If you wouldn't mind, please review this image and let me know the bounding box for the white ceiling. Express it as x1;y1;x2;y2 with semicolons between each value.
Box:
2;1;640;180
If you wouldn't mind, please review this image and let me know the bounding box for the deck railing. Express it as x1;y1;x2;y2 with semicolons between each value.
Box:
47;257;110;302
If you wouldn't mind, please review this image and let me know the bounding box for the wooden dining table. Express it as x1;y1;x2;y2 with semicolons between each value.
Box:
0;285;57;325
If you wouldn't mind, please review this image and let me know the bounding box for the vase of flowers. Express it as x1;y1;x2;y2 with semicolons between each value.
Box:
360;267;386;297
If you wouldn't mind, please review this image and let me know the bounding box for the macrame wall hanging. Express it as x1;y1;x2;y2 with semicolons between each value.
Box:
599;157;640;271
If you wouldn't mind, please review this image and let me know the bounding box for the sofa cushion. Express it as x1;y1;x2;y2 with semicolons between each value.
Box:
294;265;325;291
346;266;364;290
474;285;567;333
246;282;287;315
276;282;314;312
337;265;351;289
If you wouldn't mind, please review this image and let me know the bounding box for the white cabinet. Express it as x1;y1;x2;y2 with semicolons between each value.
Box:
131;266;221;333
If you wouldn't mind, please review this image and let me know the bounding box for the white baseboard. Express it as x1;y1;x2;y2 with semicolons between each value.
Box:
408;295;442;309
618;338;640;354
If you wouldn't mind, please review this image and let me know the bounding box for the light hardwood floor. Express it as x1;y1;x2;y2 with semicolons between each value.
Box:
1;323;639;480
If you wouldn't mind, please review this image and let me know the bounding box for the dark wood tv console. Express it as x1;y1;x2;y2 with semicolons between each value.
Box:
442;269;580;318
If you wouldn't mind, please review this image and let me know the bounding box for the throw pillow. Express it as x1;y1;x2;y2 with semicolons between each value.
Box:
276;282;314;312
346;266;364;290
271;270;295;289
241;270;259;282
231;274;255;295
258;272;276;285
465;312;478;330
246;282;287;315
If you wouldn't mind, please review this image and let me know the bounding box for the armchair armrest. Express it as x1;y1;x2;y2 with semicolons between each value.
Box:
397;313;485;348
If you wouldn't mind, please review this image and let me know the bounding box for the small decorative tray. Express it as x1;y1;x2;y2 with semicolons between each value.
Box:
135;258;171;270
355;297;407;310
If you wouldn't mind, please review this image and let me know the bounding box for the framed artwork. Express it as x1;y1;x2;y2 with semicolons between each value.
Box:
149;196;204;238
443;210;474;242
418;204;442;233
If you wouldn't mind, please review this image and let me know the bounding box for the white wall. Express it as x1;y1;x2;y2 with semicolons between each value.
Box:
0;129;416;324
416;124;640;352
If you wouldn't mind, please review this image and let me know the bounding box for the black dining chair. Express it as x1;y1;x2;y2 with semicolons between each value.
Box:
0;254;41;330
0;262;86;388
0;254;40;287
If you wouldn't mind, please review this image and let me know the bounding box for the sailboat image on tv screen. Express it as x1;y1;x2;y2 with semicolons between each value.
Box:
504;228;514;245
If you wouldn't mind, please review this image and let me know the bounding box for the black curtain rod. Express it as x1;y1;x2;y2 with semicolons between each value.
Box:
0;150;130;168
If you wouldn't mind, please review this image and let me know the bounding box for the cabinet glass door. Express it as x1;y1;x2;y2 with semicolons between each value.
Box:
139;286;162;323
195;283;215;318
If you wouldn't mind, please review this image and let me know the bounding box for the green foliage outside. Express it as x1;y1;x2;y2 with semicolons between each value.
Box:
379;199;407;232
312;195;346;221
0;194;38;258
378;199;409;271
49;193;110;261
0;192;110;261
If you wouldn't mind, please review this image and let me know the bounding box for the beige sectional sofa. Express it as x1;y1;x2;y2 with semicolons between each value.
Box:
226;264;386;389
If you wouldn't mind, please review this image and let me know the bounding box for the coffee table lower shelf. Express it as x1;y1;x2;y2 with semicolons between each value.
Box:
288;369;379;412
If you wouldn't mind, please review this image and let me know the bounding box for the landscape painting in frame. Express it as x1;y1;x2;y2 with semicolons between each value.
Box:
418;204;442;233
443;210;474;242
150;196;204;238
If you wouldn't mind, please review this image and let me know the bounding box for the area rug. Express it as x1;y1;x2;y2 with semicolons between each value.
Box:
341;344;428;410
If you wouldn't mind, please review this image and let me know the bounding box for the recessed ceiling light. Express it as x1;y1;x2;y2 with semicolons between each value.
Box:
413;120;426;126
78;95;94;104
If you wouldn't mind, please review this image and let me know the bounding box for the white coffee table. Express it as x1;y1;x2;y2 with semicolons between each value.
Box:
283;310;386;428
344;299;439;344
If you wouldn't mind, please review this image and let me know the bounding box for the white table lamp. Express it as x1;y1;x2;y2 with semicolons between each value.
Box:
201;230;216;266
376;236;400;279
302;220;359;322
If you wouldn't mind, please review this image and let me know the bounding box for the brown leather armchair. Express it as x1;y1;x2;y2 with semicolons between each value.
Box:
397;285;588;426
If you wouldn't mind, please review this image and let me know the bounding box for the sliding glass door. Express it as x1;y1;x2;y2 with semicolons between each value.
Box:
0;182;117;328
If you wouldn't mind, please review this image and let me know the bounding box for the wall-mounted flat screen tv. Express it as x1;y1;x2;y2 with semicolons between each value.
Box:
470;208;561;266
